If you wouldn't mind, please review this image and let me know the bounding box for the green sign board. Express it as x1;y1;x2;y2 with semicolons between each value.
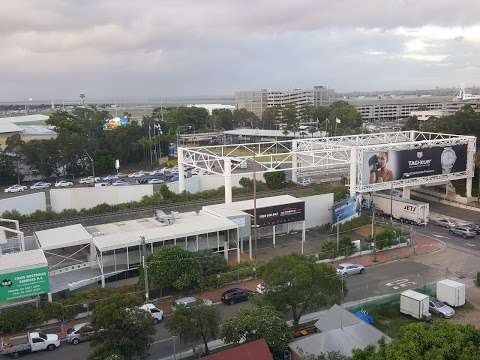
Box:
0;267;50;302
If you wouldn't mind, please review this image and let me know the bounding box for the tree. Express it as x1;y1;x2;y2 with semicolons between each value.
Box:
351;322;480;360
233;109;260;129
211;109;234;130
0;150;17;185
221;306;291;354
143;246;201;292
402;116;419;131
283;105;299;136
167;303;221;355
262;107;279;130
89;294;154;360
261;254;344;326
239;176;254;191
327;101;362;135
264;171;286;189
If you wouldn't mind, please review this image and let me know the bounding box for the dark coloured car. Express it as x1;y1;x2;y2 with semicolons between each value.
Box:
221;288;251;305
463;224;480;235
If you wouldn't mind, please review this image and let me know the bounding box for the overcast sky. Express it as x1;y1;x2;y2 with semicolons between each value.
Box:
2;0;480;101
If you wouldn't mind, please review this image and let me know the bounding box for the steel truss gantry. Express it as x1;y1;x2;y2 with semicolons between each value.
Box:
178;131;476;203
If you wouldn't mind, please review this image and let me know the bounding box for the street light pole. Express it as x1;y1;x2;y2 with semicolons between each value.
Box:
85;152;95;187
253;154;258;259
140;236;149;301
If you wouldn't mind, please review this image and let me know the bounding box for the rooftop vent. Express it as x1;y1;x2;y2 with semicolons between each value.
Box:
155;210;176;225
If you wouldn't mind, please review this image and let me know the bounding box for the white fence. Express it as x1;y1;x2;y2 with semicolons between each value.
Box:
0;192;46;215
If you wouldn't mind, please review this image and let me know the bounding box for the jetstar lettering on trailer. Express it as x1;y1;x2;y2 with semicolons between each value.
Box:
404;205;416;212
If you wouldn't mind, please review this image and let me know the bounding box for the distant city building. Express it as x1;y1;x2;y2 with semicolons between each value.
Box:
409;110;446;122
235;85;336;122
347;95;480;123
186;103;235;115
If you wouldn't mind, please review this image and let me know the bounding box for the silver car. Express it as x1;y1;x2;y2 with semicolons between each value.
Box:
173;297;213;310
66;322;93;345
336;263;365;277
449;226;476;239
433;218;458;229
429;297;455;318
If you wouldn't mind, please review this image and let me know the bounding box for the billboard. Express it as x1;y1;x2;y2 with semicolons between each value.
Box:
0;266;50;302
361;144;468;185
332;196;361;225
245;201;305;227
103;115;129;130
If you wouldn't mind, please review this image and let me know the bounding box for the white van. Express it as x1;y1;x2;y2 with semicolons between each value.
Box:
138;303;164;323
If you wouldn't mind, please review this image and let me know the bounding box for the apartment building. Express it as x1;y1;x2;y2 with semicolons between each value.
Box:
235;86;335;121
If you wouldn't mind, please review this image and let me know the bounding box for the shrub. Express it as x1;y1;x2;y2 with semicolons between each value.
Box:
263;171;286;189
321;239;336;259
0;307;44;335
338;236;355;256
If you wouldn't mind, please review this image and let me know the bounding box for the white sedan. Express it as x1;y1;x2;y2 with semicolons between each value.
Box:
79;176;101;184
128;171;149;178
111;180;130;186
30;182;51;190
148;178;164;184
4;184;28;193
336;263;365;277
55;180;74;188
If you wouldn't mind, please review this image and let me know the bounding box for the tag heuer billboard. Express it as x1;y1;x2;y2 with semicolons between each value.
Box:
0;267;50;302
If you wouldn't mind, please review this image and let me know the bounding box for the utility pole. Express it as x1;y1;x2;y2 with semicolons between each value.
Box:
390;184;393;225
85;152;95;187
371;203;377;262
253;154;258;259
140;236;149;301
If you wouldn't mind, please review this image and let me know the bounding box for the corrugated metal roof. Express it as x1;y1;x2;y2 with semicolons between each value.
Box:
0;122;22;134
0;249;48;274
0;114;49;124
201;339;272;360
204;195;302;214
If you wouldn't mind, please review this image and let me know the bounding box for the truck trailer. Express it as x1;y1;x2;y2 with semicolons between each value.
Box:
437;279;466;307
368;193;429;225
400;290;431;321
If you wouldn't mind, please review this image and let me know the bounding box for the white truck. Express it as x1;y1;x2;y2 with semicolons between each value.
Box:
369;193;429;225
437;279;466;307
400;290;431;321
1;332;61;357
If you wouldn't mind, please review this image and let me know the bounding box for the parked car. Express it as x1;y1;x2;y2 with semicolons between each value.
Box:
169;175;179;182
173;297;213;310
138;303;164;323
449;226;476;238
95;182;110;187
336;263;365;277
79;176;101;184
1;332;60;357
55;180;74;188
111;180;130;186
429;297;455;318
103;174;119;181
221;288;252;305
148;178;164;184
297;177;312;187
432;218;458;229
150;169;165;177
4;184;28;193
463;224;480;235
128;171;149;178
30;182;51;190
256;282;267;294
66;322;93;345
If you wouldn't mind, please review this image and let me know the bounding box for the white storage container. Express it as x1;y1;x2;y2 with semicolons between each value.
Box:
436;279;466;307
400;290;431;320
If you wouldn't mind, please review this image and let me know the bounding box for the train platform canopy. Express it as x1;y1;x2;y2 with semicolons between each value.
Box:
91;211;239;252
0;249;47;274
35;224;92;251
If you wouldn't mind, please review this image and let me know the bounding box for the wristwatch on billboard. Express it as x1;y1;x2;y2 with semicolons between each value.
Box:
441;147;457;174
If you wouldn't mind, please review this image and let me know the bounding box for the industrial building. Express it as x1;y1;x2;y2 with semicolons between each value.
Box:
0;114;56;146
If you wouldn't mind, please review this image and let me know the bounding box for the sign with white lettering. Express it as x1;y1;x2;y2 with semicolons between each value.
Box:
245;202;305;227
361;144;468;185
0;267;49;302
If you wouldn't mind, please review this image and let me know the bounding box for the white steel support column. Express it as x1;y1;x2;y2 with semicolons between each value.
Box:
349;147;357;197
467;178;473;198
236;229;240;264
100;251;105;288
248;233;252;260
409;130;415;141
224;231;229;261
402;187;411;199
272;225;276;248
178;148;185;193
90;242;96;268
292;140;298;183
224;158;232;204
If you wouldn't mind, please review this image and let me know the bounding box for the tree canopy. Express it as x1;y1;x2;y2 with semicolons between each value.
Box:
221;306;291;354
260;254;344;326
166;303;221;355
89;294;154;360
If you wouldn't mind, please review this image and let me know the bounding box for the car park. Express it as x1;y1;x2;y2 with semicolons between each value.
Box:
148;178;164;184
336;263;365;277
30;182;51;190
173;296;213;310
4;184;28;193
449;226;476;238
429;297;455;318
111;180;130;186
66;322;93;345
54;180;74;187
138;303;164;323
221;288;252;305
432;218;458;229
79;176;101;184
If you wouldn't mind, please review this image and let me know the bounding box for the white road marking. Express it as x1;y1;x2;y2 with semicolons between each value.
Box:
466;243;476;247
385;279;417;289
433;234;448;239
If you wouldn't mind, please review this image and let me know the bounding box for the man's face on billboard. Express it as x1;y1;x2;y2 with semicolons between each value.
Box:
378;152;388;169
